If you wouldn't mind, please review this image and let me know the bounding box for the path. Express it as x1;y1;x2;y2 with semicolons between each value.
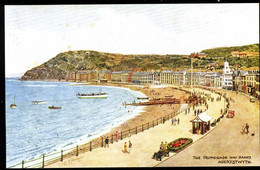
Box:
157;89;260;167
47;87;225;167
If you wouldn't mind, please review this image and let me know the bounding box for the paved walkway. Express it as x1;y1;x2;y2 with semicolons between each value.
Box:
157;89;260;167
47;87;226;167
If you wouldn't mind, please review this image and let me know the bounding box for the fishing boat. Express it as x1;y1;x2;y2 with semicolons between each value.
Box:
32;101;47;105
10;95;17;109
48;105;62;109
77;92;108;99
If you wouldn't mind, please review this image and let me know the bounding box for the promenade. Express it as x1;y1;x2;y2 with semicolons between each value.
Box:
157;89;260;167
47;87;226;167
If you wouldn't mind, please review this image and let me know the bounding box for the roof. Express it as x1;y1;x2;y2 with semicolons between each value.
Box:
239;70;248;76
191;112;213;122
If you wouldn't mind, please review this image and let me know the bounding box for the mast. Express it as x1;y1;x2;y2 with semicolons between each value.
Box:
191;57;193;96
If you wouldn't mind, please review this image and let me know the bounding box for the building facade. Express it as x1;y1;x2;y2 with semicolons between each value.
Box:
221;61;233;90
132;71;157;84
160;70;186;86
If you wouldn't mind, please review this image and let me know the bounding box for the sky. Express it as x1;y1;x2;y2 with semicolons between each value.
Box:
5;4;259;77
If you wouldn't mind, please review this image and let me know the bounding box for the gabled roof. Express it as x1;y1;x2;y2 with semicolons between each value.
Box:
190;112;213;122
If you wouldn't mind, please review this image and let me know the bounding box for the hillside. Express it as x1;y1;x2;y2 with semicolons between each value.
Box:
21;44;259;80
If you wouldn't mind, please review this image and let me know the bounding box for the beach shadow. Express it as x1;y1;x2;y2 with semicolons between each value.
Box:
122;150;128;153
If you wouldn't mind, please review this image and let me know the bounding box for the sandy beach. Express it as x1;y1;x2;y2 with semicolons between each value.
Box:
46;83;228;167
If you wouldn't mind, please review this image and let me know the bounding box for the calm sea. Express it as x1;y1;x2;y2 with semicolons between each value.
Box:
5;78;147;167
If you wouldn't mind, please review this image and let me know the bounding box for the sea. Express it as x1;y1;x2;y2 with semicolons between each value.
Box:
5;77;147;167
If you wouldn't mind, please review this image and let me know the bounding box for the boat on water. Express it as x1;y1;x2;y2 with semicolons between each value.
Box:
137;97;149;100
10;95;17;109
32;101;47;105
77;92;108;99
48;105;62;109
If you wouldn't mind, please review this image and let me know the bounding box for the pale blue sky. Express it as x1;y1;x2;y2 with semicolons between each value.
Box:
5;4;259;77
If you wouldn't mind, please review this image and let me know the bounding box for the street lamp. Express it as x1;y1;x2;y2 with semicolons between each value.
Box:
191;57;193;96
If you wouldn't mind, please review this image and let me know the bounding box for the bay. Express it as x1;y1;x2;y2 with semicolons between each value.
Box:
5;78;146;167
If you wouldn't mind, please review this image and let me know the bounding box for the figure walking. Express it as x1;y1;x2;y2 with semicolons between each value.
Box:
105;137;109;148
245;123;249;134
128;141;132;154
194;109;196;116
124;142;128;153
115;131;119;142
177;118;180;125
241;126;245;135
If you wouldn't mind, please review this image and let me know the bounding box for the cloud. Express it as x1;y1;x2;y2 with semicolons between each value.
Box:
5;4;259;76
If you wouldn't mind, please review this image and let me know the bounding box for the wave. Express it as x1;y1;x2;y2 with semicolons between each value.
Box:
23;85;58;87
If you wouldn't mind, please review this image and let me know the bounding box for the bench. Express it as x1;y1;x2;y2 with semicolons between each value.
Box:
152;148;170;161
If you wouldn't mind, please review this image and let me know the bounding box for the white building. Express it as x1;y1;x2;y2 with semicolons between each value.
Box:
221;61;233;90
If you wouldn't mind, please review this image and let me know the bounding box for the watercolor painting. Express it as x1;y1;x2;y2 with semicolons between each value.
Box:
5;3;259;168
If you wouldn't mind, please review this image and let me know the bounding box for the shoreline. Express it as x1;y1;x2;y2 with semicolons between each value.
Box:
45;86;227;167
70;82;190;157
9;79;191;168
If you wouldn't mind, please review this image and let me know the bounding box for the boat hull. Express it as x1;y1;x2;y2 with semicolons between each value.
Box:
32;101;47;105
77;95;107;99
48;106;62;109
10;104;17;109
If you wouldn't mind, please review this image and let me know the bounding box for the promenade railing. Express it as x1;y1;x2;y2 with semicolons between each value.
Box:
8;87;228;168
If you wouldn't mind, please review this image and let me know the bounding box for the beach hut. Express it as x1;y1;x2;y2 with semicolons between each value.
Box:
190;112;213;135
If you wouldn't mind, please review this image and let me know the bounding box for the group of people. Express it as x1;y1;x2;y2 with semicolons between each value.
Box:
172;118;180;125
160;141;169;150
104;133;133;154
194;109;204;116
123;141;132;154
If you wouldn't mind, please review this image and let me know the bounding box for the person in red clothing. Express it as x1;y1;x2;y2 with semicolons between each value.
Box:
115;131;119;142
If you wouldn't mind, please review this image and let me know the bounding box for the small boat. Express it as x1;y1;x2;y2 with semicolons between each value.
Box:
32;101;47;105
137;97;149;100
77;92;108;99
48;105;62;109
10;95;17;109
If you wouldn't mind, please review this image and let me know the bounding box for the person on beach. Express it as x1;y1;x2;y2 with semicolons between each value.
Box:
124;142;128;153
194;109;196;116
245;123;249;134
172;118;174;125
105;137;109;148
241;126;245;135
115;131;119;142
128;141;132;154
177;118;180;125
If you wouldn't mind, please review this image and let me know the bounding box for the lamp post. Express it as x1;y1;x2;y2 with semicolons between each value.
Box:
191;57;193;96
